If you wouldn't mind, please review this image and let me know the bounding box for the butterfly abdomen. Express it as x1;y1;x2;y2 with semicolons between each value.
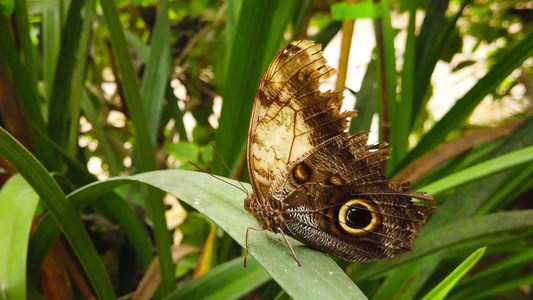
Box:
244;193;287;232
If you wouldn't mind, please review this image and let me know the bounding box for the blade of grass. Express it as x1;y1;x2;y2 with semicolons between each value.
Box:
455;247;533;289
0;127;115;298
81;88;120;175
165;83;188;142
420;146;533;196
374;0;397;153
411;0;449;123
396;33;533;174
389;0;417;172
47;0;86;147
140;0;171;146
13;0;39;89
42;2;60;98
349;57;378;134
0;175;40;300
451;272;533;300
165;257;270;300
67;0;95;156
412;0;469;124
421;247;486;300
0;18;56;169
100;0;173;294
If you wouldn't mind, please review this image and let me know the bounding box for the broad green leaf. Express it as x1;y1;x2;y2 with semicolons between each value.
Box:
421;247;486;300
28;170;367;299
0;175;40;300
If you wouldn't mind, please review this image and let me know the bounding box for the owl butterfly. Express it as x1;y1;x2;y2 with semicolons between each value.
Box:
243;40;434;266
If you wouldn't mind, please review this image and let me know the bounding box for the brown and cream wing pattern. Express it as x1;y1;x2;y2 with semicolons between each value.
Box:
247;40;356;200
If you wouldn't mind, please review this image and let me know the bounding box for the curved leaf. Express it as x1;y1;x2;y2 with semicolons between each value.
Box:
29;170;367;300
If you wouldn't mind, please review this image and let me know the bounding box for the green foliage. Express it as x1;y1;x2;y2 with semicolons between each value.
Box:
0;0;531;298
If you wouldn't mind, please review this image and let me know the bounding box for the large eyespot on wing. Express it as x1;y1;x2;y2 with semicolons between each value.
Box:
246;40;356;200
282;184;434;262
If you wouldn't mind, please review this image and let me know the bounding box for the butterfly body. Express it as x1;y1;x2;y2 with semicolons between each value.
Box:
245;40;433;263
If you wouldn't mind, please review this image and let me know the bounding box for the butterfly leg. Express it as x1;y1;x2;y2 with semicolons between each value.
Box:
277;228;302;267
244;226;264;268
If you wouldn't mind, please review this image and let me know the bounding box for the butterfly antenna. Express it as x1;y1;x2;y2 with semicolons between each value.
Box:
188;161;248;196
209;142;250;194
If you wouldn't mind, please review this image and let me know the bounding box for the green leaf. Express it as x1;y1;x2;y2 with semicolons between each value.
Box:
39;170;367;299
388;1;416;172
164;141;200;163
140;0;171;146
374;0;398;169
0;175;40;300
331;2;381;20
421;247;486;300
349;58;378;134
0;126;115;298
0;0;14;16
47;0;86;148
456;247;533;290
165;257;271;300
132;171;368;299
421;146;533;196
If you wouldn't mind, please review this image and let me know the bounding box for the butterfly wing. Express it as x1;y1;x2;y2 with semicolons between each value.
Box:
247;40;355;200
273;133;434;261
247;40;433;261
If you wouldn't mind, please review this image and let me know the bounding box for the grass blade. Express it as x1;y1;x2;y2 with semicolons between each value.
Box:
421;146;533;196
421;247;486;300
140;0;171;146
47;0;86;147
0;175;40;300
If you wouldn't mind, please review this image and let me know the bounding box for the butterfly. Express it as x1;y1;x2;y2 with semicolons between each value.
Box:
243;40;434;266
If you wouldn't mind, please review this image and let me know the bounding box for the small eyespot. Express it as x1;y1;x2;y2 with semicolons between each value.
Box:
293;162;312;184
338;199;380;236
298;70;310;82
329;175;344;186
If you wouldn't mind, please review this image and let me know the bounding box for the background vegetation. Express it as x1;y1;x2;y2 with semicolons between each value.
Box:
0;0;532;299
